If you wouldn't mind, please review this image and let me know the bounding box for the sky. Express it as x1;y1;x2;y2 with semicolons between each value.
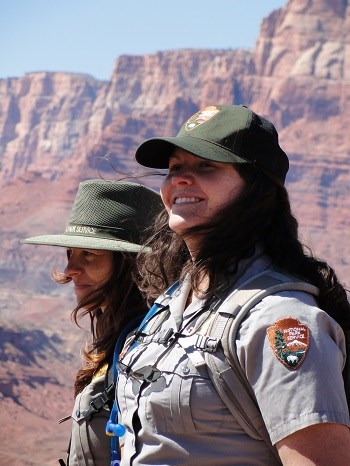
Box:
1;0;287;81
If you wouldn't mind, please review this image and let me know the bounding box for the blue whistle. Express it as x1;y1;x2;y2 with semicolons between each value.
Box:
106;420;126;437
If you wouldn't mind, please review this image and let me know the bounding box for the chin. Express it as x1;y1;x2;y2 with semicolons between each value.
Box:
168;219;188;234
169;216;201;233
75;292;86;303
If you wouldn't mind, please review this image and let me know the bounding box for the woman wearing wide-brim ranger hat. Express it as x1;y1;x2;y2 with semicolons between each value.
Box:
21;179;163;466
116;104;350;465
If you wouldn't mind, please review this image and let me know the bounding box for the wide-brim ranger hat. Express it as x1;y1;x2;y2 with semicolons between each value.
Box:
21;179;163;253
135;104;289;185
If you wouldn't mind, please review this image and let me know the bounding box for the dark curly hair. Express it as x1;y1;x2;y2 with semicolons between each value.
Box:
137;164;350;331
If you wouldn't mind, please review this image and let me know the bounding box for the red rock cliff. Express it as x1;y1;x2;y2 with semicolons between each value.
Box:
1;0;350;462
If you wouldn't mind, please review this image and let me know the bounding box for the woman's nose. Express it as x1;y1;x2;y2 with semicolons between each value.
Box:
171;168;194;186
64;257;82;277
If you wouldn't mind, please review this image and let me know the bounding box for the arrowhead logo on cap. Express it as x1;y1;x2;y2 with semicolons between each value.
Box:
185;105;220;131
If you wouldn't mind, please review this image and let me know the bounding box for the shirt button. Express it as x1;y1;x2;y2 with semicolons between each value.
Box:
182;365;190;374
76;410;80;417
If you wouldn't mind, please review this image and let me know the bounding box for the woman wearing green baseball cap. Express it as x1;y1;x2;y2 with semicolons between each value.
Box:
21;179;162;466
116;104;350;465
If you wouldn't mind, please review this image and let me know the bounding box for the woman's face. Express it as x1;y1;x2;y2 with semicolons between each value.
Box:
64;248;114;304
160;149;245;237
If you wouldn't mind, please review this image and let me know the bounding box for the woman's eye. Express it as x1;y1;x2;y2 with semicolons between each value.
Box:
168;164;181;173
199;161;214;170
82;250;94;258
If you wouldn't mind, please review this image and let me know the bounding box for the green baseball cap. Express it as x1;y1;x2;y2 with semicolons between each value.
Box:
135;104;289;185
21;179;162;253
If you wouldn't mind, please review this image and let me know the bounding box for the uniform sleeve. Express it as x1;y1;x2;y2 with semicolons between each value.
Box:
235;289;350;445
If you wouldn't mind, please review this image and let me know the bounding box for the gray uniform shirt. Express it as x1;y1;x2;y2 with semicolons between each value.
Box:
117;254;349;465
69;374;111;465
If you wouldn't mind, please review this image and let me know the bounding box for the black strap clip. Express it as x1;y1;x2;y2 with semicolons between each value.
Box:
195;335;221;353
80;382;115;421
158;328;174;345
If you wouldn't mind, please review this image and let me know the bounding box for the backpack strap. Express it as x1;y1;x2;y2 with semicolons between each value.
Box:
202;271;319;459
343;328;350;411
79;380;115;421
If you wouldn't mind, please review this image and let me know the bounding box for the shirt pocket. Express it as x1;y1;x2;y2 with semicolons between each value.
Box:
143;342;228;435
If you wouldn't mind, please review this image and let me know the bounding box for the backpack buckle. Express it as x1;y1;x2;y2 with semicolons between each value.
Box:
195;335;220;353
80;384;115;421
158;328;175;345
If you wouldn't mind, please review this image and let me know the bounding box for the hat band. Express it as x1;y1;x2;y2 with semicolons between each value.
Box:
64;224;129;241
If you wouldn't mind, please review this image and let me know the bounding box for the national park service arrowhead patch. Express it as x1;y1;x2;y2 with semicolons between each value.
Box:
267;317;310;370
185;105;220;131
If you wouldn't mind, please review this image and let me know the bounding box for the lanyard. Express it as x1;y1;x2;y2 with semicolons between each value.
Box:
105;282;180;465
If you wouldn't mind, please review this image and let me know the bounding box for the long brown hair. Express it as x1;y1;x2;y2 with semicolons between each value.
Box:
53;251;147;396
137;164;350;331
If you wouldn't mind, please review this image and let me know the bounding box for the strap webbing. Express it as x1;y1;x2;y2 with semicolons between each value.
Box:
204;271;319;461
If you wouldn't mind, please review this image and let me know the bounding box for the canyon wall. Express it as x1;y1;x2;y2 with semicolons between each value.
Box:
1;0;350;463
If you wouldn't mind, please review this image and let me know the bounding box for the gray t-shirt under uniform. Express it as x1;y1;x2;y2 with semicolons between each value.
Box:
117;255;349;465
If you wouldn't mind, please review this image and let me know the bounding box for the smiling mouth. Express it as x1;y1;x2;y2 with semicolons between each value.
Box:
174;197;201;204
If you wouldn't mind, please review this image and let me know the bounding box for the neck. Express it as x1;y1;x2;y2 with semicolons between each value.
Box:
186;273;209;306
183;233;203;260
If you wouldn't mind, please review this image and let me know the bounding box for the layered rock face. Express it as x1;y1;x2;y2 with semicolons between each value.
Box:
2;0;349;287
1;0;350;462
